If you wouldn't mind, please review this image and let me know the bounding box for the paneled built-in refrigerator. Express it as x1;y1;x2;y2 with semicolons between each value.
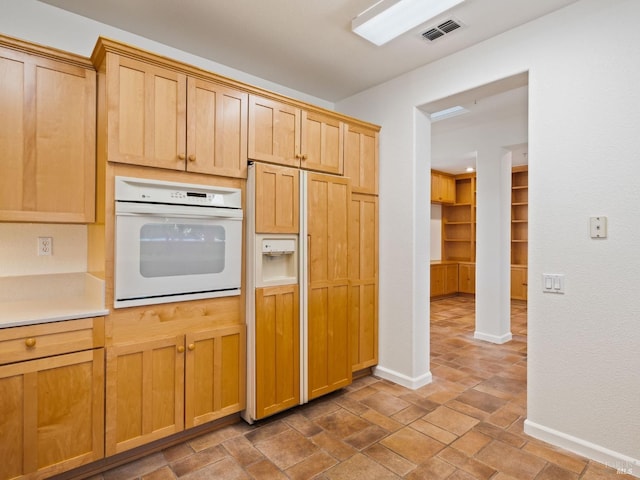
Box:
244;162;351;423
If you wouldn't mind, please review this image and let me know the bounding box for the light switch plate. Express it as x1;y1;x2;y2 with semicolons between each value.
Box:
542;273;564;294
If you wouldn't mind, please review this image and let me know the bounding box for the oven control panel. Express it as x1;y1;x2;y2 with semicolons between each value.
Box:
115;176;242;209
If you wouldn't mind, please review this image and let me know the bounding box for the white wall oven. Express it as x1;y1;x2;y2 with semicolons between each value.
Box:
114;176;243;308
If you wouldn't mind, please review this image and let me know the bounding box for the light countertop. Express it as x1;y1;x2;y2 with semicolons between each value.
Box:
0;272;109;328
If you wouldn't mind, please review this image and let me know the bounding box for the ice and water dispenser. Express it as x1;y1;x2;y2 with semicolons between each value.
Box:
254;234;298;287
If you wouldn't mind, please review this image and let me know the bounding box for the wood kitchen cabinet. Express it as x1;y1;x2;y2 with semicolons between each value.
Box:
105;323;245;455
254;162;299;234
458;262;476;294
348;193;378;372
248;95;344;175
0;318;104;480
344;123;379;194
254;285;300;419
511;266;528;301
92;39;248;178
0;35;96;223
430;263;459;298
431;170;456;204
306;172;352;399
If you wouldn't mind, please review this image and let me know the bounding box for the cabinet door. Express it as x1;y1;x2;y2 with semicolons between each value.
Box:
458;263;476;294
307;173;351;400
248;95;300;167
184;324;245;428
255;162;299;234
511;266;528;301
430;265;445;297
254;285;300;419
186;78;248;178
444;264;459;295
344;124;378;195
431;171;456;204
0;46;95;223
105;336;185;456
349;194;378;372
300;111;344;175
0;349;104;479
106;54;187;170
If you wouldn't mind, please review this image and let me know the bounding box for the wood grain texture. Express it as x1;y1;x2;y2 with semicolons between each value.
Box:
343;123;378;195
255;162;299;234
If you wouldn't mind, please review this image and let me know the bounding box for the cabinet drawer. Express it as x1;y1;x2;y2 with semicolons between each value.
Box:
0;317;104;365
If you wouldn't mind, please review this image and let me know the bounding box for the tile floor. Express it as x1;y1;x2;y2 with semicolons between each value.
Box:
92;296;634;479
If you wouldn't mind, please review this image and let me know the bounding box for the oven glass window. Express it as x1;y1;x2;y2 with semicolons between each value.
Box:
139;223;225;277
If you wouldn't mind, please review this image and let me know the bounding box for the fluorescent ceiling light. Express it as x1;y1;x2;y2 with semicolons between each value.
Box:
352;0;465;46
429;105;469;122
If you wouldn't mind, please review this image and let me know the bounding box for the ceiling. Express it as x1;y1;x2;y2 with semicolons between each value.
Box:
40;0;579;103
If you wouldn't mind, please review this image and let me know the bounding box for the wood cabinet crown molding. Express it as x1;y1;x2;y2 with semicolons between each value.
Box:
90;36;380;132
0;33;93;68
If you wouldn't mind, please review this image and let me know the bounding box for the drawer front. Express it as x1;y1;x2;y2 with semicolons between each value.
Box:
0;317;104;365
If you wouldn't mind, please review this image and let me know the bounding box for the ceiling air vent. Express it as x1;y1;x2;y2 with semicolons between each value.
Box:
421;19;462;42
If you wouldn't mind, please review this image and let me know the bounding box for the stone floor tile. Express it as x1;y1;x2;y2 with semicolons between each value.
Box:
179;457;249;480
283;412;324;437
284;451;337;480
103;453;167;480
534;463;579;480
253;428;318;470
310;431;358;461
363;444;416;476
141;466;176;480
314;408;371;439
324;453;401;480
222;435;265;466
170;445;227;477
423;405;479;436
521;440;588;474
450;429;492;456
360;390;411;416
244;459;289;480
343;424;388;450
404;457;455;480
475;440;546;479
380;426;445;464
409;418;458;445
162;443;194;463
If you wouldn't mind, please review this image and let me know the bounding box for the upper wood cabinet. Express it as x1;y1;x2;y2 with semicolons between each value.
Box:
431;170;456;204
0;35;96;223
93;39;248;178
254;162;299;234
249;95;344;175
344;123;379;195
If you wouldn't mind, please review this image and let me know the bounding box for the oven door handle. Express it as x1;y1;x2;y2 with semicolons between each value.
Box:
115;201;243;219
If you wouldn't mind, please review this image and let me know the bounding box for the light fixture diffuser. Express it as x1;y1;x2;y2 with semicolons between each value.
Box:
352;0;465;46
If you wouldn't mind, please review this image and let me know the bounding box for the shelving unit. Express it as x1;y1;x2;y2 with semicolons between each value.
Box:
442;175;476;263
511;166;528;300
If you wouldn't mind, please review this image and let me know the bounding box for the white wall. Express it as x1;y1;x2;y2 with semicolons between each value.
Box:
337;0;640;471
430;205;441;260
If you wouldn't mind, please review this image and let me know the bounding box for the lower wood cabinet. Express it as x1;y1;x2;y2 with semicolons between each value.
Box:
0;349;104;480
105;324;245;456
511;266;528;301
430;263;459;297
255;285;300;420
458;262;476;294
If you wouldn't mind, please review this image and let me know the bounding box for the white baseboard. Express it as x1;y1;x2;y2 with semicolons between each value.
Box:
524;419;640;478
474;330;512;344
372;365;432;390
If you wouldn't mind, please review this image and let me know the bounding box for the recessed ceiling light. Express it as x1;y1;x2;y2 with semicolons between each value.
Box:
466;167;475;172
429;105;469;122
352;0;465;46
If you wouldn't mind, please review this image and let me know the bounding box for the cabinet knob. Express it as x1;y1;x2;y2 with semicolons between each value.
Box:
178;153;186;160
25;338;36;348
295;153;302;160
301;154;308;160
177;345;185;353
188;154;196;162
188;343;195;351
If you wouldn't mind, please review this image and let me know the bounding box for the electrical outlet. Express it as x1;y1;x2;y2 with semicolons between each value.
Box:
38;237;53;256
